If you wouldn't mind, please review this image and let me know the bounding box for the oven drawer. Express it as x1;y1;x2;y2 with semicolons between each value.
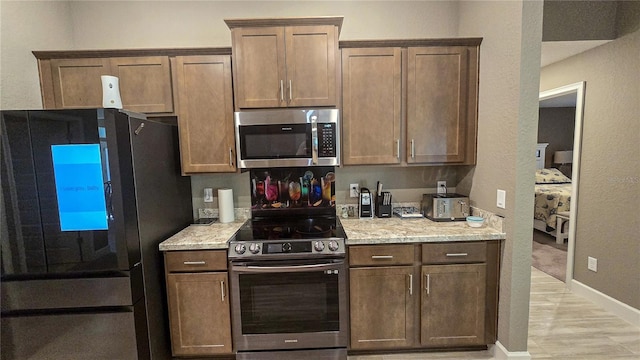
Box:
349;244;414;266
422;242;487;264
165;250;227;272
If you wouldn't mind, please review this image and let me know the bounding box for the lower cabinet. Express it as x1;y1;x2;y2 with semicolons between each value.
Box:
420;263;486;347
164;250;233;356
348;241;499;352
349;244;417;350
349;266;416;349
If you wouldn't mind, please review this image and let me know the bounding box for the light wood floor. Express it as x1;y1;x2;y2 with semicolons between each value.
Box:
349;267;640;359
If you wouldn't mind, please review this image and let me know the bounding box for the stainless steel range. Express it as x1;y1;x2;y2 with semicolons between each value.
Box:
228;167;347;360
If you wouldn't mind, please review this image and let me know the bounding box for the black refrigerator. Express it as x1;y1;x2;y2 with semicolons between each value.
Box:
0;109;193;359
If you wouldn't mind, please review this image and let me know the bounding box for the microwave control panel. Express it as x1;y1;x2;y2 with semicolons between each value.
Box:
317;123;336;157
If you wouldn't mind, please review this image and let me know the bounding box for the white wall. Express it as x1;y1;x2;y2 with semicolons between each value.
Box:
458;0;543;352
540;29;640;309
0;1;74;109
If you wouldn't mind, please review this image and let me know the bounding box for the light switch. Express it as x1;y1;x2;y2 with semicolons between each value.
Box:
496;189;506;209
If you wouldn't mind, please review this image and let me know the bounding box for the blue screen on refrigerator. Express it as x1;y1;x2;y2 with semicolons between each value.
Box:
51;144;108;231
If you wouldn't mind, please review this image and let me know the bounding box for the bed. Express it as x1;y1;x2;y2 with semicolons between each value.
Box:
533;144;572;240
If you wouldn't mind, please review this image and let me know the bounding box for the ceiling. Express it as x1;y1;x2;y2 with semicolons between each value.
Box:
540;40;612;67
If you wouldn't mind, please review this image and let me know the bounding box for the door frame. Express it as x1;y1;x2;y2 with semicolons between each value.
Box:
539;81;585;287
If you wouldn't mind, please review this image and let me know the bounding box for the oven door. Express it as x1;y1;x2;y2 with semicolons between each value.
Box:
230;259;347;352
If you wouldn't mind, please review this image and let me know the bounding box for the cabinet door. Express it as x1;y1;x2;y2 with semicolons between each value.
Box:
50;58;111;108
421;264;486;347
285;25;337;107
342;48;402;165
110;56;173;113
174;55;236;173
232;27;286;109
166;272;232;356
407;46;469;164
349;266;416;349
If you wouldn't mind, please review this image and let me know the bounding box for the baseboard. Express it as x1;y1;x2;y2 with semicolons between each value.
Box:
491;341;531;360
571;279;640;327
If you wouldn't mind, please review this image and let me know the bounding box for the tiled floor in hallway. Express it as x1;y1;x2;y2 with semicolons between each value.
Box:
349;267;640;360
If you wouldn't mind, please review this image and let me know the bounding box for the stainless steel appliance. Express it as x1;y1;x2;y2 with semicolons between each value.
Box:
1;109;192;359
422;193;470;221
234;109;340;168
228;167;347;360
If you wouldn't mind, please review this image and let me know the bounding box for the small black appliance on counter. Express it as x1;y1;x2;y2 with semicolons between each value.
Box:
359;188;372;218
376;191;392;218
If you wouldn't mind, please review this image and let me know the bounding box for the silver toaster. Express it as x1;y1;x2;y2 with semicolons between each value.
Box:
422;193;470;221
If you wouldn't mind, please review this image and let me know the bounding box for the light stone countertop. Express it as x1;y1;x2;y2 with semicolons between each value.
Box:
158;215;506;251
341;216;505;245
158;220;246;251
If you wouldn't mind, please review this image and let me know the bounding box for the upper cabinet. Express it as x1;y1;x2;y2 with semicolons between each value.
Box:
226;17;342;110
110;56;174;113
38;54;174;113
407;46;477;164
173;55;236;174
340;39;480;166
341;47;402;165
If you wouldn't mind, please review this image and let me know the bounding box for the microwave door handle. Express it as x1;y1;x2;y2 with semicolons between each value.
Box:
311;122;318;165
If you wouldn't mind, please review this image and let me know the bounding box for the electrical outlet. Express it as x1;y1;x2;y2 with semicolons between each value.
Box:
588;256;598;272
350;183;359;198
437;181;447;194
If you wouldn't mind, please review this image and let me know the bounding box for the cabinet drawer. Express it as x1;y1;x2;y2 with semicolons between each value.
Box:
165;250;227;272
349;245;414;266
422;242;486;264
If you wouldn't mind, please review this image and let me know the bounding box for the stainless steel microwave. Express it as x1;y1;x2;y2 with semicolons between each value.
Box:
234;109;340;168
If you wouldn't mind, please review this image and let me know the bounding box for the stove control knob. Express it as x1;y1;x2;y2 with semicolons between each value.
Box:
234;243;246;255
328;240;340;252
282;242;292;253
314;241;325;252
249;243;261;254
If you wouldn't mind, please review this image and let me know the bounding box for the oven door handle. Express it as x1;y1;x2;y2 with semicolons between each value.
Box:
232;262;342;273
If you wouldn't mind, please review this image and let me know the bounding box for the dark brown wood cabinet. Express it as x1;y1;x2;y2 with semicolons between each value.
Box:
172;55;236;174
348;240;499;353
44;56;173;113
226;17;342;109
349;244;417;350
420;264;486;346
407;46;477;164
339;40;480;166
341;47;402;165
164;250;233;357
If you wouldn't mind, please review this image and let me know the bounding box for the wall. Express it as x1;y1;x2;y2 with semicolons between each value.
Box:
458;0;543;352
538;107;575;168
540;28;640;309
0;1;74;109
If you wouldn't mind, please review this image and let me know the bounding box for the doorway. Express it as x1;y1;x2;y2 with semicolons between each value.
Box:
538;81;585;287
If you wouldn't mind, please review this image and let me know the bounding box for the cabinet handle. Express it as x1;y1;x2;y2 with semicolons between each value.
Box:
425;273;430;295
280;80;284;102
183;261;206;265
446;253;469;257
396;139;400;159
229;148;234;167
408;274;413;296
289;80;292;102
411;139;415;159
371;255;393;260
220;280;225;302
